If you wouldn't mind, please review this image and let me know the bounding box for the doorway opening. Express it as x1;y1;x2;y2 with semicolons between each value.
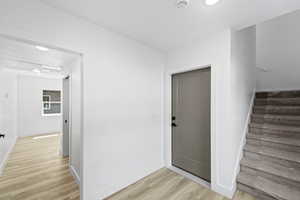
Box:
171;67;211;183
0;34;83;199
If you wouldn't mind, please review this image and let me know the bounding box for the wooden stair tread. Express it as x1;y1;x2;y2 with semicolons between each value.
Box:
255;97;300;106
253;105;300;115
241;156;300;183
244;143;300;164
256;91;300;99
250;122;300;133
247;133;300;147
251;113;300;126
252;113;300;120
254;105;300;109
238;91;300;199
255;97;300;101
238;172;300;200
237;183;278;200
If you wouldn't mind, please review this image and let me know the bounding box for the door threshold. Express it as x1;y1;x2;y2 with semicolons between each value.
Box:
168;166;211;189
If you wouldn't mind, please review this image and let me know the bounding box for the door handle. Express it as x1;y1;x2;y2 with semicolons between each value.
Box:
172;123;177;127
64;120;68;123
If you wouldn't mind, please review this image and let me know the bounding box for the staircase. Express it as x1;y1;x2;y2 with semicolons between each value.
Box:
237;91;300;200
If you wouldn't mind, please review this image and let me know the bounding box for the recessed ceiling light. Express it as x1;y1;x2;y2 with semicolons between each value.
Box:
32;68;41;74
42;65;62;71
205;0;220;6
35;45;49;51
42;69;51;73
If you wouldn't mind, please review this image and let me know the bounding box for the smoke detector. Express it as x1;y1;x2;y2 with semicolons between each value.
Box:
176;0;189;8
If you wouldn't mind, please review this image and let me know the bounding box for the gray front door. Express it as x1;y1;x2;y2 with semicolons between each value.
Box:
172;68;211;182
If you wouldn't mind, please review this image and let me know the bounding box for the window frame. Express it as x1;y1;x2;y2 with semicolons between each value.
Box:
42;90;62;116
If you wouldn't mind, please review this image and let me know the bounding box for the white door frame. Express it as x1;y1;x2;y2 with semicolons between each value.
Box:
164;64;217;191
0;33;85;200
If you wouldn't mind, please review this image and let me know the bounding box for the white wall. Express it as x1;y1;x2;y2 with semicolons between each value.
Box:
0;1;164;199
165;27;256;198
256;11;300;91
0;1;257;199
18;75;62;137
229;26;256;192
165;30;232;197
0;70;18;173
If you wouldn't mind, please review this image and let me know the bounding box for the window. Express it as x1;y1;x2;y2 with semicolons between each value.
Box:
42;90;61;116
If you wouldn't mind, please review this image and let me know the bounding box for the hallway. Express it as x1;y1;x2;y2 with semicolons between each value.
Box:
0;134;79;200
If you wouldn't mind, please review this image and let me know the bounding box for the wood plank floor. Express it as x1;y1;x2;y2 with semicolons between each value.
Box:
106;168;256;200
0;134;255;200
0;134;80;200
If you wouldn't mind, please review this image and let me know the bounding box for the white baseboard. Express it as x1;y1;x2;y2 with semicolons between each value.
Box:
0;136;17;175
70;165;80;185
213;183;236;199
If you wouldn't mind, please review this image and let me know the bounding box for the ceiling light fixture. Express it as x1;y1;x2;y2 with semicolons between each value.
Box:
35;45;49;51
176;0;189;8
205;0;220;6
42;65;62;71
42;69;51;73
32;68;41;74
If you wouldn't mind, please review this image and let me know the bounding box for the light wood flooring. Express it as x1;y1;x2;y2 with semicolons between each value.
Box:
0;134;255;200
106;168;256;200
0;134;80;200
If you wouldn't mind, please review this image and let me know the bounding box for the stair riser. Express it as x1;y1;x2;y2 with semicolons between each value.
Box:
256;91;300;99
246;138;300;153
253;107;300;115
249;127;300;136
238;91;300;200
242;152;300;183
251;116;300;126
244;145;300;164
244;151;300;169
237;183;276;200
240;166;300;188
255;99;300;106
